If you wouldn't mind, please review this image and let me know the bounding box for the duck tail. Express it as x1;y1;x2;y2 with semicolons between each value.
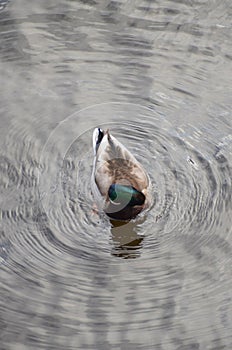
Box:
106;129;111;141
93;128;104;155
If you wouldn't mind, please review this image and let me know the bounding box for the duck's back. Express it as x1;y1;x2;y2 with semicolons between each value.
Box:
94;131;149;197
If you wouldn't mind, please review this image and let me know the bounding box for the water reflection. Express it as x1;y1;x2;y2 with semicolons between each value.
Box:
110;220;144;259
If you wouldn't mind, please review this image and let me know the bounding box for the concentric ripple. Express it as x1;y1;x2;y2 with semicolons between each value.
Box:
35;102;232;262
1;0;232;346
1;102;232;349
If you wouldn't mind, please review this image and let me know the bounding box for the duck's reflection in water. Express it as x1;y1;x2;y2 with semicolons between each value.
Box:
110;219;144;259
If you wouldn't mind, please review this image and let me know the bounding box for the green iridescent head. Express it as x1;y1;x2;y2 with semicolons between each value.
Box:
108;184;145;207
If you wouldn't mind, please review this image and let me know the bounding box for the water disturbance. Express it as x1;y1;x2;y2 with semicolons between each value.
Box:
1;1;232;349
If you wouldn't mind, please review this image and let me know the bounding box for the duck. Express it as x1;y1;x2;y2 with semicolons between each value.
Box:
91;128;151;221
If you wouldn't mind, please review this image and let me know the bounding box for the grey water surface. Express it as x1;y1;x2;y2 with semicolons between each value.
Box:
1;1;232;349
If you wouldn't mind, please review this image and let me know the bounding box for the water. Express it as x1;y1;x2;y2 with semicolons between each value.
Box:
1;0;232;349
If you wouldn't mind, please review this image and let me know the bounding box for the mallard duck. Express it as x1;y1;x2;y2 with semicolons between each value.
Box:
91;128;151;221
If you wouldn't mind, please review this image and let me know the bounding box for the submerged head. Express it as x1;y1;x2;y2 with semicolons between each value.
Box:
106;183;146;221
108;184;145;206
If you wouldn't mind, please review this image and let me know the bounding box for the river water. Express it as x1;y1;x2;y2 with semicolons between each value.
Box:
1;1;232;349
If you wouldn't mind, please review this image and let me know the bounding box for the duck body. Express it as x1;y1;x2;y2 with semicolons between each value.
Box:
91;128;151;221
